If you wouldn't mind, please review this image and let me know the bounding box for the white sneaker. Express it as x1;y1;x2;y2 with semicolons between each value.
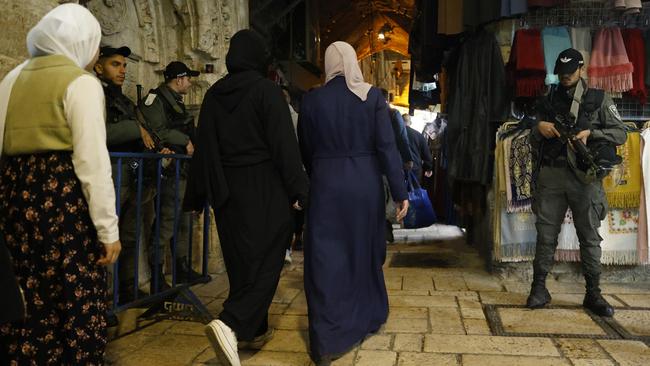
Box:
285;249;293;264
205;319;240;366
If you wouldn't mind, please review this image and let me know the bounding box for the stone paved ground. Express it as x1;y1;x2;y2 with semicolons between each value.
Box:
106;235;650;366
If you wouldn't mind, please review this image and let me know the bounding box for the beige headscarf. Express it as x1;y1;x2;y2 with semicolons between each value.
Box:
0;3;101;155
324;41;372;101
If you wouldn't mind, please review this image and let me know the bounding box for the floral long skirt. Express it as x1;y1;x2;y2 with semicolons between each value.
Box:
0;152;108;365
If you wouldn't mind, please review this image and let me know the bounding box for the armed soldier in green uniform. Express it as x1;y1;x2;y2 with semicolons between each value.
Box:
139;61;200;287
94;45;160;300
527;49;627;317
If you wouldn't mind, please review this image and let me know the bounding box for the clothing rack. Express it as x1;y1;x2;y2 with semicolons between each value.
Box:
521;1;650;29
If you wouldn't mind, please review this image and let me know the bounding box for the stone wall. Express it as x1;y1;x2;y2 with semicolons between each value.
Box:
0;0;60;78
0;0;250;275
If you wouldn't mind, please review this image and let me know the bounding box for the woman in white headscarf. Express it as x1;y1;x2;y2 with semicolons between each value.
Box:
298;41;409;365
0;4;120;364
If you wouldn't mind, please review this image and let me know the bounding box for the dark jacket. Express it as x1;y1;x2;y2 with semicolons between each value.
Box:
406;125;434;176
389;108;414;164
103;83;143;152
447;30;508;185
139;84;193;153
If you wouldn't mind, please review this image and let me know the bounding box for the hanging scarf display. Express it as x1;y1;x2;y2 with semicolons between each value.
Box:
542;26;572;85
570;27;592;77
508;130;534;212
599;209;640;264
589;27;634;93
603;132;642;209
508;29;546;97
621;28;647;104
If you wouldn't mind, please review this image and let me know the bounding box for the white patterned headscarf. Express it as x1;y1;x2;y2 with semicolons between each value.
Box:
324;41;372;101
0;3;101;155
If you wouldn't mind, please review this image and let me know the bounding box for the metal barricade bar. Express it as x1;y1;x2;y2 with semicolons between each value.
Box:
108;152;212;321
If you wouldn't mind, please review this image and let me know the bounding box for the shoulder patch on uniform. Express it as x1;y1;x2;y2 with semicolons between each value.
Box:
144;93;157;106
608;104;622;121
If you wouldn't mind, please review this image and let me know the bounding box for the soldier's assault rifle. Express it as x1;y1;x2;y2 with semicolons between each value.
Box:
536;99;611;179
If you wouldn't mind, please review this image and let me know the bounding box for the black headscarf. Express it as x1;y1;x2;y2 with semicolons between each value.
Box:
211;29;272;112
225;29;271;75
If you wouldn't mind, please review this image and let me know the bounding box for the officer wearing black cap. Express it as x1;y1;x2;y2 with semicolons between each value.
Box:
139;61;201;285
94;45;159;301
527;48;627;316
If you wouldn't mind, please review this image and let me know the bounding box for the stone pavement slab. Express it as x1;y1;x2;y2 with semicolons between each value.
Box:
429;307;465;335
616;294;650;308
383;317;429;333
614;310;650;336
396;352;457;366
498;308;606;335
261;330;309;353
555;338;610;359
354;350;397;366
269;314;309;330
240;351;313;366
423;335;561;357
461;354;570;366
361;334;393;350
389;295;456;307
463;318;492;335
392;334;423;352
570;359;617;366
598;340;650;366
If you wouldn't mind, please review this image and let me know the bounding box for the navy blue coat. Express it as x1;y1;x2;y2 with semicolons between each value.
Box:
298;76;407;359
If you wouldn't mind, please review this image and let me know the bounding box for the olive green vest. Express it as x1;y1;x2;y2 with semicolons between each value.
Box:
3;55;86;155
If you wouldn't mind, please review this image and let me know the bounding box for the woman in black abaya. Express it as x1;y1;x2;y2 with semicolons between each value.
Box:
185;30;308;366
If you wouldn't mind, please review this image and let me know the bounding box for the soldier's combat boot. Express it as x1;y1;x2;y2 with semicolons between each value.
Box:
583;275;615;317
526;272;551;309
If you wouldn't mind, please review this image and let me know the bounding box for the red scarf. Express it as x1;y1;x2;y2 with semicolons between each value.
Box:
622;28;647;104
507;29;546;97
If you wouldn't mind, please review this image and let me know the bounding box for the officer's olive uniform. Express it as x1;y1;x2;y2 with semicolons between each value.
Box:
103;83;156;287
530;78;627;279
139;83;194;271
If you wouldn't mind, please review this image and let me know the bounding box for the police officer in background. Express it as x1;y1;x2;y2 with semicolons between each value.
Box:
140;61;200;286
528;48;627;316
94;45;159;300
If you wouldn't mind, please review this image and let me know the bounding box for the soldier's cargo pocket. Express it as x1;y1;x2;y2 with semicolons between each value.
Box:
589;197;607;228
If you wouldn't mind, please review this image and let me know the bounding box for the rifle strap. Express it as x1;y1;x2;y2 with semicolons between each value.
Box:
569;80;585;124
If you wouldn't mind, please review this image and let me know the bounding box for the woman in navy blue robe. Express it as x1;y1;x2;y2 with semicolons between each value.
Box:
298;42;409;365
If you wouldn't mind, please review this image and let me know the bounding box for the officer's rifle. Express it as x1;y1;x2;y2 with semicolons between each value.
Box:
536;99;608;178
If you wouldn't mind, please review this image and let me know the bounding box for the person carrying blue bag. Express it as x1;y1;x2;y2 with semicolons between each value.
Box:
404;170;437;229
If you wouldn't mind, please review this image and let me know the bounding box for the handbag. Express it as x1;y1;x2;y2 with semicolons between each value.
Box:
403;170;436;229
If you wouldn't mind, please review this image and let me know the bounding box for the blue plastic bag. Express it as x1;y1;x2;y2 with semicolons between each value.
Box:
403;171;436;229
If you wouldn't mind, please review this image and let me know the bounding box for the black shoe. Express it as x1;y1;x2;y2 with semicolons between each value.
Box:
583;292;615;317
176;256;202;283
386;220;394;243
526;273;551;309
583;275;615;317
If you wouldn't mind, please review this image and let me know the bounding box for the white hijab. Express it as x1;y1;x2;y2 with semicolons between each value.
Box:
0;3;101;155
324;41;372;101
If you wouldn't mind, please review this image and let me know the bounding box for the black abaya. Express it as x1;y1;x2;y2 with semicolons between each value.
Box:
185;30;308;341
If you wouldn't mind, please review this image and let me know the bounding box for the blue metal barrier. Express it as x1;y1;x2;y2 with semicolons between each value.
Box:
109;152;211;322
